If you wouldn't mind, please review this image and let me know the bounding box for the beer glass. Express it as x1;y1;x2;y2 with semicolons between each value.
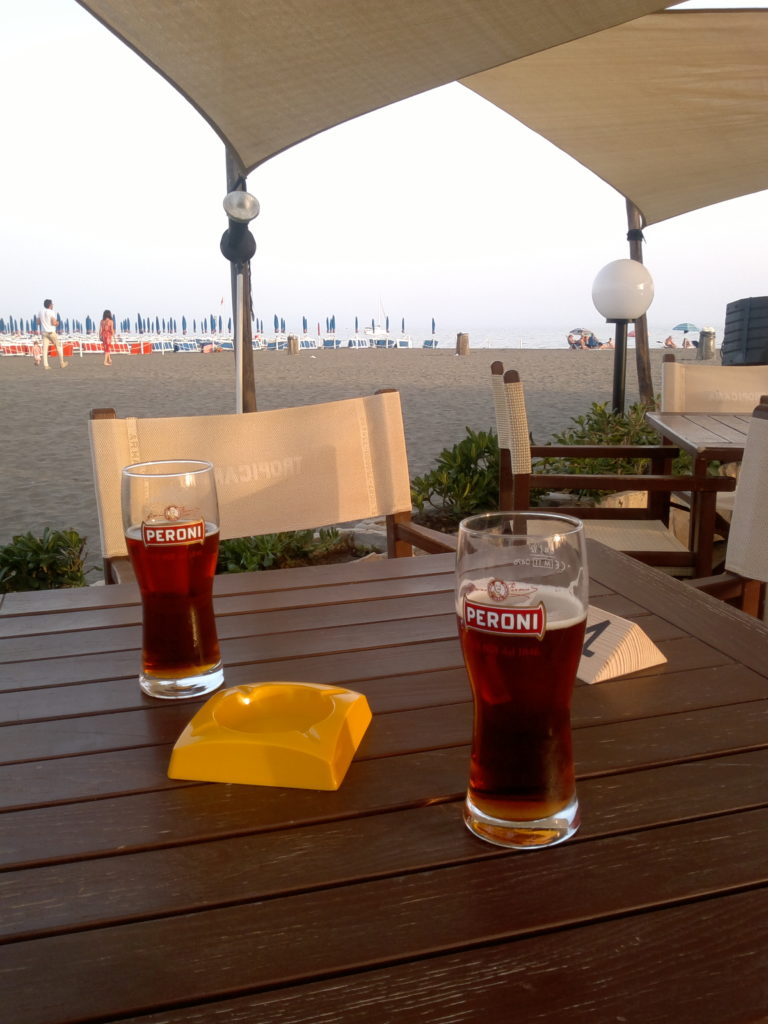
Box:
121;460;224;699
456;512;587;849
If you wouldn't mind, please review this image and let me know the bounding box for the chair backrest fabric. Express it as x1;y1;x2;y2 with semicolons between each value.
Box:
89;392;412;559
724;398;768;584
490;363;532;473
661;358;768;412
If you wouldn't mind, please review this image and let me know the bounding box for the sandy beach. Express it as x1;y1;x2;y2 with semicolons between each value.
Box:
0;345;696;573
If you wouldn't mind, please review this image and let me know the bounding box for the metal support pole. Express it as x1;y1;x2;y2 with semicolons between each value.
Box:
225;149;257;412
611;319;628;414
234;267;244;413
626;200;653;407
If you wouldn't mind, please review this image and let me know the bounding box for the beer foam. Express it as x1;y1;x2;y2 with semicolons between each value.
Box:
457;579;584;629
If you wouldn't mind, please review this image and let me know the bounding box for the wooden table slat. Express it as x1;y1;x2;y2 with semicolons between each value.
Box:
3;811;767;1024
0;554;457;617
3;705;767;868
0;573;457;641
0;606;459;664
2;657;763;809
113;888;768;1024
2;752;767;943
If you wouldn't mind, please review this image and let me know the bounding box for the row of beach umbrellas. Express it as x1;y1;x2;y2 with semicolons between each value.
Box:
0;314;234;336
1;313;438;338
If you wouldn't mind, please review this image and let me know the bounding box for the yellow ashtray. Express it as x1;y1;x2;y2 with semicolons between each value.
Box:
167;682;372;790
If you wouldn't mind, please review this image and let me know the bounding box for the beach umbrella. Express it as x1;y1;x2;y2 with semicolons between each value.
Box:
385;316;390;332
325;316;330;332
302;316;308;333
273;314;279;332
228;317;232;332
182;316;187;334
673;322;698;333
401;317;405;333
431;317;436;335
355;316;359;333
219;315;223;332
331;314;336;332
0;319;5;333
371;318;375;330
280;318;285;333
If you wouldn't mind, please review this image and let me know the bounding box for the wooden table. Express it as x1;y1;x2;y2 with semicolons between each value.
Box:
644;410;751;471
645;410;751;575
2;546;768;1024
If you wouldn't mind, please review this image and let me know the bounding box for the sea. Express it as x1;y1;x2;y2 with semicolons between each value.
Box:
429;323;723;351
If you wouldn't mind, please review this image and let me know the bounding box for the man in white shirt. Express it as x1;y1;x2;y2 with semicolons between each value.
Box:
38;299;67;369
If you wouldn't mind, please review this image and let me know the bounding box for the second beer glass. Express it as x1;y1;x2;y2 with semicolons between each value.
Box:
122;460;224;699
456;512;587;849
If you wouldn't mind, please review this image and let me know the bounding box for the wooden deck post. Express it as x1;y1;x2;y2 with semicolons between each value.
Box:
455;332;469;356
627;199;654;408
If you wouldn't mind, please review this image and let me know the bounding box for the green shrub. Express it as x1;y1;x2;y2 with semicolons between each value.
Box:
0;529;88;592
409;402;699;523
410;428;499;526
535;400;693;498
217;528;374;573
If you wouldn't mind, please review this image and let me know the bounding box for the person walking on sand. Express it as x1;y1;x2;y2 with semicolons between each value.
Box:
38;299;67;369
99;309;115;366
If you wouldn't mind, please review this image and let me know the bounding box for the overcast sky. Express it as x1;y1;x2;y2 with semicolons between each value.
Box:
1;0;766;338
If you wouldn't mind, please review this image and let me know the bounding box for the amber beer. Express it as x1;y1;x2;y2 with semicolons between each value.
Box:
121;459;224;699
456;511;587;849
459;588;585;825
126;522;221;682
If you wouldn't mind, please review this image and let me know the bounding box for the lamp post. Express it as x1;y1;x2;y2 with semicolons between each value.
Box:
221;189;259;413
592;258;654;414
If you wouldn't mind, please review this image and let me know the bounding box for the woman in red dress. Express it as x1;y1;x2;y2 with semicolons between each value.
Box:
99;309;115;366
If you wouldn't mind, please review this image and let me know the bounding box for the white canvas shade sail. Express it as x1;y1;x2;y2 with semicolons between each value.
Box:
463;9;768;226
75;0;675;175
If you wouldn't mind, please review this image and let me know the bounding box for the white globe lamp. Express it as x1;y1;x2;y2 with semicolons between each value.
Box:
592;259;655;413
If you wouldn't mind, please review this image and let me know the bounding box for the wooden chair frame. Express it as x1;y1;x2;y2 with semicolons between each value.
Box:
492;362;736;576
